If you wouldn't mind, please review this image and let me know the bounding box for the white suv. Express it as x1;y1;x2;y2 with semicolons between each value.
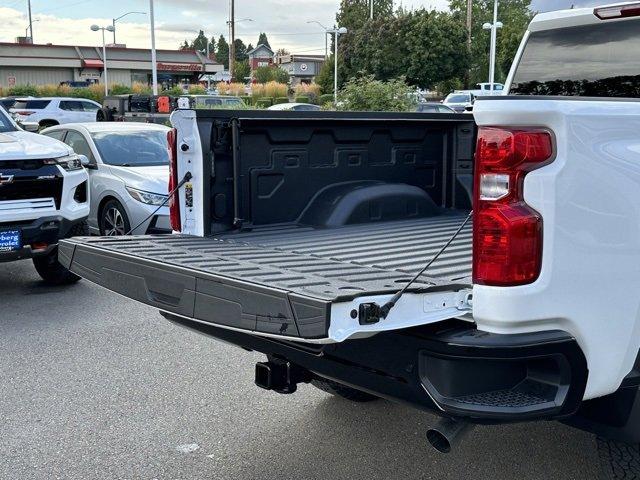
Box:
0;106;90;284
10;97;101;130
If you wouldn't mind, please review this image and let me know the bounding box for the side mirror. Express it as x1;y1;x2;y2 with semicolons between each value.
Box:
77;155;96;169
20;121;40;133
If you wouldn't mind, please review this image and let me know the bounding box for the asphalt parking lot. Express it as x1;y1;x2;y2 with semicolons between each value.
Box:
2;260;601;480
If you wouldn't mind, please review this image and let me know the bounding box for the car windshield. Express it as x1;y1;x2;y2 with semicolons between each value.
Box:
511;21;640;97
445;94;470;103
91;130;169;167
0;107;16;133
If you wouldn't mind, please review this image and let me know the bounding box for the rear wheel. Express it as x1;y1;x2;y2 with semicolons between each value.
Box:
96;107;113;122
32;221;88;285
311;378;379;403
597;437;640;479
100;200;131;236
38;120;58;131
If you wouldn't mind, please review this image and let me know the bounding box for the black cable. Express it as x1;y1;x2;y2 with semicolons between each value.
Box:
125;172;192;236
378;211;473;319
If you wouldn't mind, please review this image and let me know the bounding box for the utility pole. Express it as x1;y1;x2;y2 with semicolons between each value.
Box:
465;0;473;88
150;0;158;95
229;0;235;79
27;0;34;42
370;0;374;20
488;0;498;92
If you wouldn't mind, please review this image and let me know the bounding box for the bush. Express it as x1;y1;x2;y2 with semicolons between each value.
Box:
319;94;334;105
110;84;132;95
294;96;310;104
131;82;152;95
217;82;245;96
251;83;266;99
274;97;289;105
337;75;417;112
7;84;38;97
188;84;207;95
256;98;273;108
254;66;290;84
264;81;287;98
161;86;185;96
37;84;59;97
294;83;321;103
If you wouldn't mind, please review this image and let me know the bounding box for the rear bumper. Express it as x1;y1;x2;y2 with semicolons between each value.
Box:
0;215;85;262
162;313;588;423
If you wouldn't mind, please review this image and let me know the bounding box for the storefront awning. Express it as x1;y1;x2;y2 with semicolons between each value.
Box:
82;59;104;69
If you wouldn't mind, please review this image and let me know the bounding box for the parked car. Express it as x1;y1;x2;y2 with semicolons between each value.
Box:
416;103;456;114
59;3;640;478
191;95;246;109
10;97;101;130
469;82;505;96
0;102;90;284
0;96;25;111
442;92;475;113
268;103;321;111
41;123;171;236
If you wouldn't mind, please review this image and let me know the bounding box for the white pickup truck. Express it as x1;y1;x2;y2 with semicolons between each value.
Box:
0;106;90;284
59;3;640;477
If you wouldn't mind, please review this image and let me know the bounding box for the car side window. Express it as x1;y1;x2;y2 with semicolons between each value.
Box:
81;101;100;112
60;101;83;111
64;131;96;164
43;130;66;141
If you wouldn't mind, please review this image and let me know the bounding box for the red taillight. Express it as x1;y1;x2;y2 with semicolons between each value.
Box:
473;127;554;286
595;3;640;19
15;110;35;116
167;128;181;232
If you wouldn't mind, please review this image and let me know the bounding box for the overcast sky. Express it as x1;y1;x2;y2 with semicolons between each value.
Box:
0;0;606;54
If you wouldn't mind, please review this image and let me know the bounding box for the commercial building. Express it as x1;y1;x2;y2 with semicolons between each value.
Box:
276;54;326;86
0;42;223;88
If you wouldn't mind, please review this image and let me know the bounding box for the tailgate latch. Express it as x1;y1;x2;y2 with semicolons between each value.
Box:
358;303;384;325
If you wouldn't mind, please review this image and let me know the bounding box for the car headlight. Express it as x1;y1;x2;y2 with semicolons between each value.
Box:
126;186;169;206
45;154;83;171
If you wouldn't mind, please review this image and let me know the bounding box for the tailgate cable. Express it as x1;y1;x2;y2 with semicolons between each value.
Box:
124;172;193;236
358;211;473;325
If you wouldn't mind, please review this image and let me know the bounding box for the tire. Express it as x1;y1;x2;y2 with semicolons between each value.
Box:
32;221;89;286
311;377;379;403
597;437;640;479
99;199;131;236
96;107;113;122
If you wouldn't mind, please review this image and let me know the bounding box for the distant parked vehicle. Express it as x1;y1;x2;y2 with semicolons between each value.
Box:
10;97;101;130
416;103;456;114
469;82;504;96
0;96;26;111
443;92;475;113
41;123;171;236
191;95;246;109
268;103;321;111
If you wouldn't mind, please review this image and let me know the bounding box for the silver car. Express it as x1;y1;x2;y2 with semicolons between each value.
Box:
41;123;171;236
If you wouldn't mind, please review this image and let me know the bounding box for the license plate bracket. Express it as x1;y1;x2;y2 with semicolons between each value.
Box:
0;229;22;252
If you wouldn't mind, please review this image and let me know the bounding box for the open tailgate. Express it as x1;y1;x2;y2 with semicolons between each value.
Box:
59;217;472;343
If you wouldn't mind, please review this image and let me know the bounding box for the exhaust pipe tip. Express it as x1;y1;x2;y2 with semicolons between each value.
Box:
426;418;472;454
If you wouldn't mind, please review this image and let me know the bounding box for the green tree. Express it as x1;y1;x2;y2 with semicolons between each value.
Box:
216;35;229;69
234;38;248;61
315;55;334;94
337;75;416;112
256;32;271;49
233;60;251;82
449;0;533;84
254;66;290;84
336;0;394;31
192;30;208;54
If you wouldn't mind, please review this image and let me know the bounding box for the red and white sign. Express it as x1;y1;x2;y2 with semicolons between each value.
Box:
157;63;203;72
7;76;16;87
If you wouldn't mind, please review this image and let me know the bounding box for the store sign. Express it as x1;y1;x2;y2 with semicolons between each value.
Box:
7;76;16;87
300;63;308;72
157;63;203;72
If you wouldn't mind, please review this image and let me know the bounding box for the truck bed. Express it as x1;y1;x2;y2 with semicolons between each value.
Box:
60;213;472;341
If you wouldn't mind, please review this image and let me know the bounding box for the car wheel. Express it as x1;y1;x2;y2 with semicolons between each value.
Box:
100;200;131;236
32;221;88;286
597;437;640;479
96;107;113;122
311;377;379;403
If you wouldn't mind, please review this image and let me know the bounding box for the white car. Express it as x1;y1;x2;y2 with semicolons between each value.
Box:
442;92;475;113
0;105;89;284
10;97;101;130
267;103;321;111
42;123;171;236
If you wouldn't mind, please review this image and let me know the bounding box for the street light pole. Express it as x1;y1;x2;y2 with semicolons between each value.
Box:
91;24;116;97
229;0;235;79
370;0;374;20
483;0;502;93
25;18;40;38
112;11;146;44
149;0;159;95
306;21;329;60
330;26;348;104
